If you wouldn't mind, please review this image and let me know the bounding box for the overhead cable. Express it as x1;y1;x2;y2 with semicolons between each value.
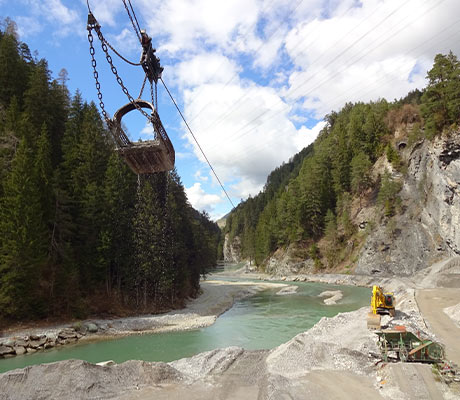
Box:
160;77;236;209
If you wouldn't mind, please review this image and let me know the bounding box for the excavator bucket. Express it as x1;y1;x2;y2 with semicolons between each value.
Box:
367;312;381;330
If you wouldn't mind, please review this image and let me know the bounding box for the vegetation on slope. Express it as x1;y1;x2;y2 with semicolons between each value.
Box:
223;50;460;269
0;20;220;322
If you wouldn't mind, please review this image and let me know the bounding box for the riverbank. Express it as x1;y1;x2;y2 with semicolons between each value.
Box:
0;280;289;358
1;258;459;399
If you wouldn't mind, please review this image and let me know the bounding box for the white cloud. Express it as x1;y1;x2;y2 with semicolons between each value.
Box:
13;0;80;38
175;152;193;160
283;0;460;116
45;0;79;25
107;27;139;56
140;0;260;55
194;169;209;182
87;0;124;27
171;52;241;90
178;78;324;199
15;16;42;38
185;182;222;214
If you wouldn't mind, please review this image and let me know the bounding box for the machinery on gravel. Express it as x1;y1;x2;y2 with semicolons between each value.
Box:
367;285;396;329
375;326;445;363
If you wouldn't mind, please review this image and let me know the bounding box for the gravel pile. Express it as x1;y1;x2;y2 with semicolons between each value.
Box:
266;307;378;378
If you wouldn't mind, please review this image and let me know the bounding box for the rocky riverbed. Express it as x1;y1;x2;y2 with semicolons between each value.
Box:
1;258;460;399
0;280;287;361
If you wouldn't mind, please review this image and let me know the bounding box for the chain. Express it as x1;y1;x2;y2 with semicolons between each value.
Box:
94;27;153;123
87;12;167;147
103;37;141;66
87;29;109;123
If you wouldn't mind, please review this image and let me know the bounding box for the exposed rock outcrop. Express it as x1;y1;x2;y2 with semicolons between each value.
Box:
223;234;242;263
356;134;460;276
264;245;314;276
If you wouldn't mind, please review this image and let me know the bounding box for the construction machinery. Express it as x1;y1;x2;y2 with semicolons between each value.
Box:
367;285;396;329
375;327;445;363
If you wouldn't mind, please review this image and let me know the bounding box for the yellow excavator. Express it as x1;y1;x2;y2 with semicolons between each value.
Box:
367;285;396;329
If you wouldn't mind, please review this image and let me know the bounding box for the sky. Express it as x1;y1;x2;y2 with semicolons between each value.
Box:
2;0;460;220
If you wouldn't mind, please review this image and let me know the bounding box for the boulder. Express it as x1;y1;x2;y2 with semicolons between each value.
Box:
14;346;27;355
0;345;14;356
29;334;40;341
85;323;98;333
29;336;47;349
26;347;37;354
58;328;77;339
2;338;16;347
14;338;28;347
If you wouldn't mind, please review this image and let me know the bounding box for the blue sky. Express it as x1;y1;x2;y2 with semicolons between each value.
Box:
2;0;460;220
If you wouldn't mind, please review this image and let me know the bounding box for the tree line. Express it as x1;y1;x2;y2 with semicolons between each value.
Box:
0;20;220;322
223;51;460;267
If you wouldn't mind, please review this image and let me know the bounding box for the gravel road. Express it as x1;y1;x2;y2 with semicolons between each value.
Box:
416;288;460;365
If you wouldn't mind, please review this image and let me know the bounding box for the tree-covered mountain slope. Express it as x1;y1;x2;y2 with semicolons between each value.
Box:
0;21;220;323
222;51;460;276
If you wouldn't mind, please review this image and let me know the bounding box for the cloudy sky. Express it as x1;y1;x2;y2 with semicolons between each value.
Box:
2;0;460;219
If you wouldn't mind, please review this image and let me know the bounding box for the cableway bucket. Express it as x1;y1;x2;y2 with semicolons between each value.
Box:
110;99;175;174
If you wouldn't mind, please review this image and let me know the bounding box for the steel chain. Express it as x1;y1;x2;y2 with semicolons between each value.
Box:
94;27;154;124
88;29;109;123
103;37;141;66
87;17;167;147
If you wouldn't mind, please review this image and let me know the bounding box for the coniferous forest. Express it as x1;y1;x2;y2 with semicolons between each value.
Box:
223;51;460;268
0;21;220;322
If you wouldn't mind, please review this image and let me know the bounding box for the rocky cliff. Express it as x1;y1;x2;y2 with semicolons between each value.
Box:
223;234;242;263
356;133;460;276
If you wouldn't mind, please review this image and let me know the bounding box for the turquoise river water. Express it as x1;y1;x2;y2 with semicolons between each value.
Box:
0;280;370;373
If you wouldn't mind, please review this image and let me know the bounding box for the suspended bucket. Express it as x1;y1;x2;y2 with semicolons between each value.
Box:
110;99;175;174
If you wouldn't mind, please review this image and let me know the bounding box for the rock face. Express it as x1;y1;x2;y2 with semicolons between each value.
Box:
223;234;241;263
265;245;314;276
356;134;460;276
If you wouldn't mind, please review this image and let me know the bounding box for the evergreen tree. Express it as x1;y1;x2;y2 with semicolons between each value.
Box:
421;51;460;136
0;133;47;318
350;151;373;206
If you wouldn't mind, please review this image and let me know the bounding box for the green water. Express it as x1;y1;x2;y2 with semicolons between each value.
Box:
0;281;370;373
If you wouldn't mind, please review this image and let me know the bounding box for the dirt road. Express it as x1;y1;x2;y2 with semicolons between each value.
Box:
416;288;460;365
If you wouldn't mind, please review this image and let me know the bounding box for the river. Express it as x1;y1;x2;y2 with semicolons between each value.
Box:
0;280;370;373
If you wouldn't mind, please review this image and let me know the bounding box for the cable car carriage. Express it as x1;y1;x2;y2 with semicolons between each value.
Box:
87;8;174;174
109;100;174;174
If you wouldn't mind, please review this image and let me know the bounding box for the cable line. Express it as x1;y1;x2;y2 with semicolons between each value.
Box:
199;1;362;136
187;0;306;125
160;77;236;209
204;0;446;154
195;0;416;148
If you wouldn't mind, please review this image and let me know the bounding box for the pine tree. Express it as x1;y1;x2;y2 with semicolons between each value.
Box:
0;132;48;318
421;51;460;136
350;151;373;206
0;23;28;106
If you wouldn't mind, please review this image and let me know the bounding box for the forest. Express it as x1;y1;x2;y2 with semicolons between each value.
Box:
223;51;460;268
0;20;220;322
